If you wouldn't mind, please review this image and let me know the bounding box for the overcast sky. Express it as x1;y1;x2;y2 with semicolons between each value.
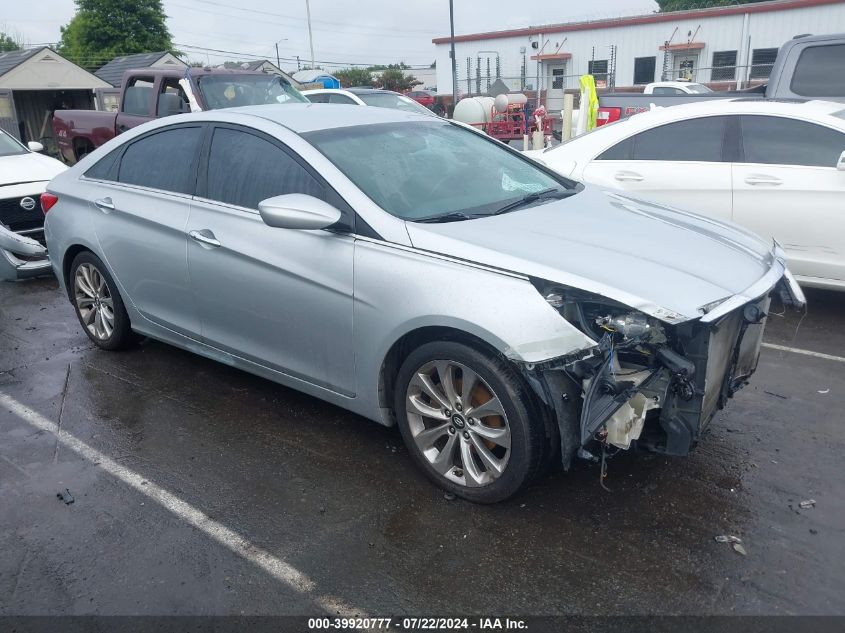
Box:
5;0;659;69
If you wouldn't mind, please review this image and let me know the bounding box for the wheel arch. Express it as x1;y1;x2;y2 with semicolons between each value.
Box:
376;322;517;424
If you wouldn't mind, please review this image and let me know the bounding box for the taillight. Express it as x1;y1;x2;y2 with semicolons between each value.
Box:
596;107;621;127
40;192;59;214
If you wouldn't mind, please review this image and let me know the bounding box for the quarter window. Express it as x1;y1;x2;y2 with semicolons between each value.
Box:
205;127;324;209
121;77;154;116
117;126;203;194
790;44;845;98
740;116;845;168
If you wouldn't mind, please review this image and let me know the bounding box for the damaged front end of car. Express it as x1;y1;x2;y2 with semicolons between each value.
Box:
521;252;806;469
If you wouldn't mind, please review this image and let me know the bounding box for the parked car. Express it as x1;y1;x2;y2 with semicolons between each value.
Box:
0;130;66;280
527;99;845;290
642;81;712;95
303;88;437;116
44;105;803;502
595;32;845;125
53;67;307;163
407;89;437;107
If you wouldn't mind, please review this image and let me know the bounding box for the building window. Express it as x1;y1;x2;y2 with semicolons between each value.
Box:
750;48;778;79
588;59;609;87
711;50;737;81
633;57;656;85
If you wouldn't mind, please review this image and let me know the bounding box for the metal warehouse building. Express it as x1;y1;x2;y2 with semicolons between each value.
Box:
433;0;845;110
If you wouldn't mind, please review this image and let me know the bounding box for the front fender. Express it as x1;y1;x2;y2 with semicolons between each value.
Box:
352;238;596;421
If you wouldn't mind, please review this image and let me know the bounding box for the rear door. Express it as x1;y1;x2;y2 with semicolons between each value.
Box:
732;115;845;283
582;115;733;219
115;76;155;134
85;123;204;336
186;124;356;394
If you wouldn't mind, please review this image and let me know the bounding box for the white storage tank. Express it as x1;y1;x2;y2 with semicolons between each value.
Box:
452;97;495;128
493;92;527;113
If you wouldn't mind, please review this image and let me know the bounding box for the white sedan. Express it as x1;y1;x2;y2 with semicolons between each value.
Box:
0;130;66;280
530;99;845;290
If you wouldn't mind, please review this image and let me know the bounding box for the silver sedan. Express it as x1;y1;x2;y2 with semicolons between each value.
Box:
43;104;804;502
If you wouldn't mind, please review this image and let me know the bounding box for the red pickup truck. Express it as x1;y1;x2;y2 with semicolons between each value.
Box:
53;67;307;163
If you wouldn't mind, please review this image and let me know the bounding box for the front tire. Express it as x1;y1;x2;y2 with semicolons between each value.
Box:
69;251;135;350
394;341;545;503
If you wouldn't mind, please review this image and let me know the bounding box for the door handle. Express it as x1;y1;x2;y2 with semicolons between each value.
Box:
93;197;114;212
117;125;128;134
744;175;782;186
188;229;221;248
614;171;644;182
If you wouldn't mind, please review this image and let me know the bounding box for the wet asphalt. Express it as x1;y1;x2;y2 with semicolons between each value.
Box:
0;277;843;617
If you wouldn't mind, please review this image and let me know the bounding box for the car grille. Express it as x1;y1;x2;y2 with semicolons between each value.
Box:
0;196;44;233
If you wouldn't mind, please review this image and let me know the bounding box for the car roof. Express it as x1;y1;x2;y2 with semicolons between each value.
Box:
629;98;845;122
211;102;438;133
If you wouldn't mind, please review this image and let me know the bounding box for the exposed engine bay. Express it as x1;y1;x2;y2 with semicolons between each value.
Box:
522;277;805;471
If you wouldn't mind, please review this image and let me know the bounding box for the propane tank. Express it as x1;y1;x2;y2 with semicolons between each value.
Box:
452;97;495;129
493;92;527;113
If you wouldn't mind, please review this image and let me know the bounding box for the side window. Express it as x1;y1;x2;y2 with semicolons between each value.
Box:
118;126;203;194
596;136;633;161
328;93;356;104
84;147;121;181
631;117;725;162
740;116;845;168
121;77;154;116
305;93;329;103
651;87;683;95
790;44;845;98
205;127;324;209
157;78;191;116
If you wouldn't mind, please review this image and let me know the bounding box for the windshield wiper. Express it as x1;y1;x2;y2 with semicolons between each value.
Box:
490;187;570;216
414;212;480;223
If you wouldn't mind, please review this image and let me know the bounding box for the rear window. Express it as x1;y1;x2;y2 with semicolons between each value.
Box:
790;44;845;97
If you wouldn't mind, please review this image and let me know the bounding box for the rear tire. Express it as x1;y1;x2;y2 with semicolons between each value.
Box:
69;251;136;351
394;341;545;503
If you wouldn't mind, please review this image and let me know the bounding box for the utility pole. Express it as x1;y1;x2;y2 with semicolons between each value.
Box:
449;0;458;102
306;0;315;69
275;42;280;69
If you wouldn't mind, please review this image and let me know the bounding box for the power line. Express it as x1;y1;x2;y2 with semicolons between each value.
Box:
174;42;432;68
172;0;439;35
166;1;437;40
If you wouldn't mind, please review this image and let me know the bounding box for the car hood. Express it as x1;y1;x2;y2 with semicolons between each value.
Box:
0;152;66;187
405;186;778;323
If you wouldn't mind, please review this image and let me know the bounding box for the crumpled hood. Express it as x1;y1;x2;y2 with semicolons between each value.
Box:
0;152;66;187
406;186;777;322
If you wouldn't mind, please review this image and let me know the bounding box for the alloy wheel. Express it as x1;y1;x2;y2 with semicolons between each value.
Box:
405;360;511;488
74;263;115;341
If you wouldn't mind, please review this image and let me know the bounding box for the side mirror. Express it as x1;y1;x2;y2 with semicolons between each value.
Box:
27;141;45;153
258;194;342;230
837;150;845;171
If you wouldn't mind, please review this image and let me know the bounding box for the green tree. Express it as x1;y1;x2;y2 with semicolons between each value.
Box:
657;0;767;11
58;0;174;70
333;67;373;88
374;67;421;92
0;30;23;52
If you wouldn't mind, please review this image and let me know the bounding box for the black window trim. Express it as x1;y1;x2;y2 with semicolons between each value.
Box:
195;122;356;233
81;122;206;199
